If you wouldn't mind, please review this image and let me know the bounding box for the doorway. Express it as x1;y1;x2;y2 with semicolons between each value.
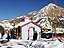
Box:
28;27;35;40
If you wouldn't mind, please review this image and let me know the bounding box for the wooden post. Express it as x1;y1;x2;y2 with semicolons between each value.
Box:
16;28;18;39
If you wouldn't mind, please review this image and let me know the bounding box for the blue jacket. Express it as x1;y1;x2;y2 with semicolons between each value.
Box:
11;34;16;39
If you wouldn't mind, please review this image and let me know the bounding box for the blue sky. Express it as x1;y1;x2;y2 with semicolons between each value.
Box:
0;0;64;20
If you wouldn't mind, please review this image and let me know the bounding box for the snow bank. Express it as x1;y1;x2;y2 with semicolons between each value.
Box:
31;38;64;48
0;38;64;48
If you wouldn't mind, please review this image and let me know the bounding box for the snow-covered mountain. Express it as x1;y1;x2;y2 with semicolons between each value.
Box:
7;3;64;23
27;3;64;20
0;3;64;29
26;3;64;28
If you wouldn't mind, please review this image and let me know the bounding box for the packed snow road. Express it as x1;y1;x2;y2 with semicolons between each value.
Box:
0;38;64;48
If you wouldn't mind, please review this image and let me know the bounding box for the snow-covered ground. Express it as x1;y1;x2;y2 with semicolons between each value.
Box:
0;38;64;48
31;38;64;48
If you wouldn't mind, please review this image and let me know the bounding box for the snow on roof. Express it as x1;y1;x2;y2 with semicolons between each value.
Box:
15;20;42;28
15;20;31;28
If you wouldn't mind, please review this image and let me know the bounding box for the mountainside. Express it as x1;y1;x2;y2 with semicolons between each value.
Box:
0;3;64;29
27;3;64;20
8;3;64;23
